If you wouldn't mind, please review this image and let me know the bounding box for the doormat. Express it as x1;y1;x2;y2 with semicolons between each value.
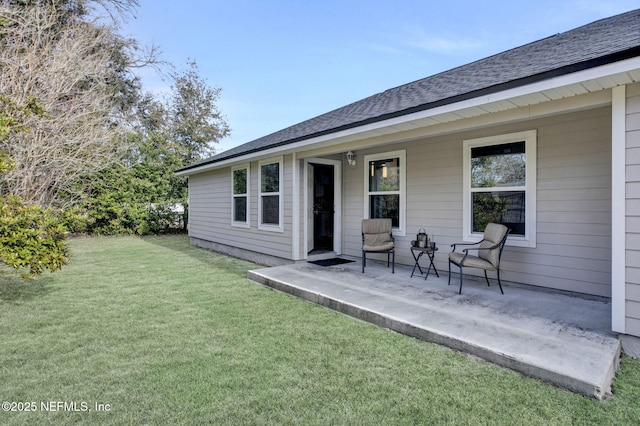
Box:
308;258;355;267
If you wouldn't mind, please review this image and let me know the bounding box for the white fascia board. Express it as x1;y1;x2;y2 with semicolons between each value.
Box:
178;56;640;177
391;56;640;126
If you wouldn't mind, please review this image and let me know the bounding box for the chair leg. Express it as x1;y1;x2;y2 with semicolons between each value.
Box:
458;266;463;294
391;251;395;274
484;270;491;287
362;251;365;273
448;261;452;285
497;269;504;294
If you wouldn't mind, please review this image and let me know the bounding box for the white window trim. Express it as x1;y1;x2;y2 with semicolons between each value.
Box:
463;130;537;248
363;150;406;237
231;163;250;228
258;156;284;232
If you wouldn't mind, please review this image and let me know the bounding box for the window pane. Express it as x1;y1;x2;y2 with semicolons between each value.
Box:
369;194;399;228
233;197;247;222
261;195;279;225
233;169;247;195
261;163;279;193
472;191;525;235
369;158;399;192
471;142;525;188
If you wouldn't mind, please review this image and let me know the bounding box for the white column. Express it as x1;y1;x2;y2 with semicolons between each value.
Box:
291;152;300;260
612;85;626;333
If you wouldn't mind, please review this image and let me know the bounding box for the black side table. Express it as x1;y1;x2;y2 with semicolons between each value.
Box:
410;246;440;280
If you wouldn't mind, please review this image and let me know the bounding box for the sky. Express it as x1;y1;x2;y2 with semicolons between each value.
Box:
122;0;640;154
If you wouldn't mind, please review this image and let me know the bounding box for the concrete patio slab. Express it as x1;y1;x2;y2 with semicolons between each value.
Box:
247;258;621;399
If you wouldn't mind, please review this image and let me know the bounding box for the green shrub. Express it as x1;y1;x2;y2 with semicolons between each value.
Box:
57;205;88;234
0;195;69;277
84;192;130;235
83;189;185;236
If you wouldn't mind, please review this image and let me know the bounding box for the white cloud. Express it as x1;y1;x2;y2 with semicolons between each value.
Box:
408;35;484;54
401;25;485;55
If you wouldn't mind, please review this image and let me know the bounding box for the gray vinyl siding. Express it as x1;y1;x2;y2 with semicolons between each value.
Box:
188;155;294;262
189;105;613;297
342;106;612;297
626;83;640;336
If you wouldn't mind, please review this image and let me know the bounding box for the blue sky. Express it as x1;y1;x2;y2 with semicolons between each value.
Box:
123;0;640;153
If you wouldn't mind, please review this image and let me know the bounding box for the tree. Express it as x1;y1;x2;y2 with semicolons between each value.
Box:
2;1;139;23
83;127;186;235
168;61;230;165
1;2;229;236
0;2;149;207
83;63;230;235
0;95;45;175
0;96;70;278
0;0;145;276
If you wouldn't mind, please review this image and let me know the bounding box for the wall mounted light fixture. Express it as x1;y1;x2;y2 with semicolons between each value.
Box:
346;151;356;168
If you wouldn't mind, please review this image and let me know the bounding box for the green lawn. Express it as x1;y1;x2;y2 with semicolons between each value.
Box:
1;235;639;425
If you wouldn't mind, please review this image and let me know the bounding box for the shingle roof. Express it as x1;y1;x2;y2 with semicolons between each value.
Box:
180;9;640;172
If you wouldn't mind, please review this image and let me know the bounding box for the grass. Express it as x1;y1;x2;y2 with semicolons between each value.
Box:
1;235;639;425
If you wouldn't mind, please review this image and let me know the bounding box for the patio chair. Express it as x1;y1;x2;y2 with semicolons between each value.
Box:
362;218;395;273
448;223;509;294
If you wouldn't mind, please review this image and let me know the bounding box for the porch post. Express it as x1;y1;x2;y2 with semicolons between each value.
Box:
611;85;626;333
292;152;301;260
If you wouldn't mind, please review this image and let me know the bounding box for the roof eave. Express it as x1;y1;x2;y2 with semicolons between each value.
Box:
177;47;640;177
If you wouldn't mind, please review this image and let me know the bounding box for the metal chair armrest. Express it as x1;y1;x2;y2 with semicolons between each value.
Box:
451;240;483;252
462;241;500;254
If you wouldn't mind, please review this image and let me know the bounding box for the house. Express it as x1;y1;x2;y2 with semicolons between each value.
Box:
177;10;640;339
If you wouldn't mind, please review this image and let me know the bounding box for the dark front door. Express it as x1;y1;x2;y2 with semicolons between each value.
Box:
312;164;334;252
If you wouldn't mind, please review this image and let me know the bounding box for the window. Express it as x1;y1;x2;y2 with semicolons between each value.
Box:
364;150;406;236
231;165;249;227
259;157;283;231
463;130;536;247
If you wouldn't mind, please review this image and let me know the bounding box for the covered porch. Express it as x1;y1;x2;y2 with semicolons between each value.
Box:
248;257;620;399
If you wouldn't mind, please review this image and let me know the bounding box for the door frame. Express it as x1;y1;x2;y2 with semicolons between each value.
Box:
304;158;342;257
